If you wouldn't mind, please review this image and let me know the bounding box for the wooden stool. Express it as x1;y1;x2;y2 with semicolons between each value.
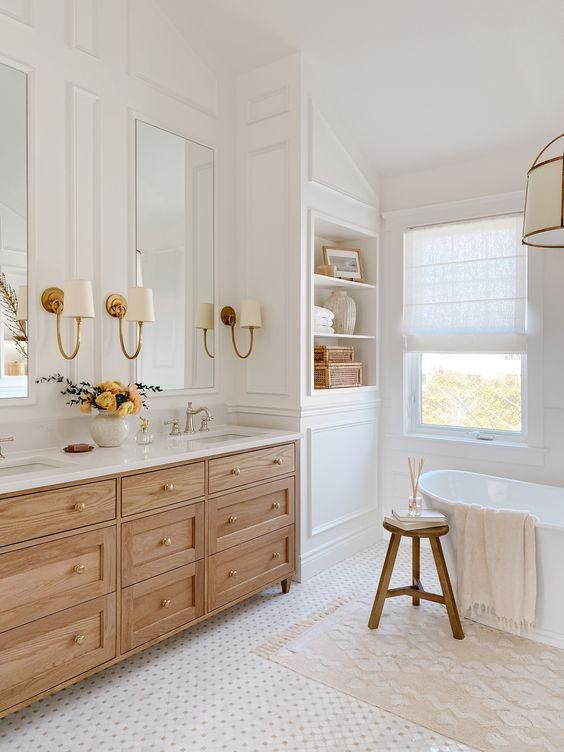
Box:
368;520;464;640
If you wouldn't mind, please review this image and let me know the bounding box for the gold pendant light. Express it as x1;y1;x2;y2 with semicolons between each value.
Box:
523;133;564;248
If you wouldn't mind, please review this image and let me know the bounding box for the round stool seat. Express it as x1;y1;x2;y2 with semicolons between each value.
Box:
383;520;449;538
369;519;464;640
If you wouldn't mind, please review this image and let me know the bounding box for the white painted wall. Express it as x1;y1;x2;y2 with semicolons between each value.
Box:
379;145;564;521
232;56;381;579
0;0;237;442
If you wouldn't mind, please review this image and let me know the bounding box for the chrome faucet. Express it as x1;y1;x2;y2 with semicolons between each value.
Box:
0;436;14;461
184;402;213;434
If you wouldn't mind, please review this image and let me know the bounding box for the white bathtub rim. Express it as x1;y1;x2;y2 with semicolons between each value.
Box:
419;469;562;531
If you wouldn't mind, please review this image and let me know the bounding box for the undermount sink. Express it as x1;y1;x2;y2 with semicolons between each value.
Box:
0;458;66;477
189;433;252;445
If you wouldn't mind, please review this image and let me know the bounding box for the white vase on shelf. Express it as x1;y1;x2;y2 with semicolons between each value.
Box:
323;290;356;334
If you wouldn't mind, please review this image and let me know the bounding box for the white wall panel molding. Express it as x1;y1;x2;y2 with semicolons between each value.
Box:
66;82;100;383
308;99;377;209
67;0;99;58
0;0;32;26
299;519;381;581
127;0;219;118
306;419;378;538
244;140;291;397
246;86;289;125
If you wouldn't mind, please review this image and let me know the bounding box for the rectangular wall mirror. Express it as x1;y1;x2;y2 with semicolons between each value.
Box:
135;120;215;391
0;62;28;400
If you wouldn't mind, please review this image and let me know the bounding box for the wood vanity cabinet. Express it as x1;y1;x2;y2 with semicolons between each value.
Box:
0;440;298;716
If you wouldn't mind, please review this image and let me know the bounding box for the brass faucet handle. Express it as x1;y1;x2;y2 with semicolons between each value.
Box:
199;413;214;432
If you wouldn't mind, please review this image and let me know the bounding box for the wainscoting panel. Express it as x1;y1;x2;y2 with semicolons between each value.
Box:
308;100;377;208
67;0;98;57
0;0;31;26
246;86;289;125
127;0;219;118
66;83;100;383
244;141;290;397
308;419;378;537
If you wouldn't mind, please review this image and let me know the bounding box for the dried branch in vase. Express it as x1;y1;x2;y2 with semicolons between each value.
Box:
0;273;27;360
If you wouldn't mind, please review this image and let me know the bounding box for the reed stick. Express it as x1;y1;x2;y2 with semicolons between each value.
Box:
407;456;425;499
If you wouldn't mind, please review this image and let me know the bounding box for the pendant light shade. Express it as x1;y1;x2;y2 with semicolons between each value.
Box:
523;133;564;248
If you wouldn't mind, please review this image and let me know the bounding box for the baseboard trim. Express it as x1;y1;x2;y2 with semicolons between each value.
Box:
299;521;382;581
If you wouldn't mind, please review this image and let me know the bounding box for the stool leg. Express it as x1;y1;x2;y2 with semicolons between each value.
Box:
429;536;464;640
412;537;420;606
368;533;401;629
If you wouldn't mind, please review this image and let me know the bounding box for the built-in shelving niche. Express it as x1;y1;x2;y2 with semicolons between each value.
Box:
310;213;379;395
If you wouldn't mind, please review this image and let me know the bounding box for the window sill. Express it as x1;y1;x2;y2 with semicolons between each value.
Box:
387;432;547;467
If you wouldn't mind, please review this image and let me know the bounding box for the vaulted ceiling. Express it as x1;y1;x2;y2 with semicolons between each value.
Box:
160;0;564;179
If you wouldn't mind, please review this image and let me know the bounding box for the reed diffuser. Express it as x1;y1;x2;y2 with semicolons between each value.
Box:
407;457;425;515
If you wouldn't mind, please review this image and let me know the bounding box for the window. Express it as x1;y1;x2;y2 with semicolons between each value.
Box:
403;214;527;440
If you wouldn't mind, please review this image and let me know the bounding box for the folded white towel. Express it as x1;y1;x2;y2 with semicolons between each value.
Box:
314;325;335;334
314;316;333;327
314;305;335;321
453;503;536;635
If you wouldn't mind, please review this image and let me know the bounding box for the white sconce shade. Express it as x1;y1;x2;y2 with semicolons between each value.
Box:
239;299;262;328
195;302;214;330
62;279;95;318
126;287;155;322
523;133;564;248
16;285;28;321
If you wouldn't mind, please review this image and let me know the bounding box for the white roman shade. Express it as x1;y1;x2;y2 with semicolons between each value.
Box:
404;214;527;353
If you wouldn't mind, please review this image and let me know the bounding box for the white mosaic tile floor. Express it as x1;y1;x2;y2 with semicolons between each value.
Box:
0;540;474;752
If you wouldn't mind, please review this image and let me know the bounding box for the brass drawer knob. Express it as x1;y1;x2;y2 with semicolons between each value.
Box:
74;502;86;512
272;552;281;559
228;569;237;577
161;537;172;547
73;563;86;574
161;598;172;608
230;467;241;476
272;501;281;510
162;482;174;492
274;457;283;465
74;634;85;645
228;515;238;524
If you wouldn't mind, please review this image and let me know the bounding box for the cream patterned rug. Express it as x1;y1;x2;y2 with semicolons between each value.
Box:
257;596;564;752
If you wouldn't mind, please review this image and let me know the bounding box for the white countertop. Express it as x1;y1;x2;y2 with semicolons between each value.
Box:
0;426;302;496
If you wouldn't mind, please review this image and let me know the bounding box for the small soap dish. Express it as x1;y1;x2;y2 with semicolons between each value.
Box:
63;443;95;453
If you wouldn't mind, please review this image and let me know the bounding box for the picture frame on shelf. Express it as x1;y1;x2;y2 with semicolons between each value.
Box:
322;246;364;282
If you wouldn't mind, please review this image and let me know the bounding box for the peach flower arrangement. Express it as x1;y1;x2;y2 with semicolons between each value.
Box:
37;374;162;415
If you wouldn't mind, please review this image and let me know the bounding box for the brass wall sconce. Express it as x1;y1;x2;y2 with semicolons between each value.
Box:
105;287;155;360
41;280;95;360
221;299;262;359
195;302;215;358
523;132;564;248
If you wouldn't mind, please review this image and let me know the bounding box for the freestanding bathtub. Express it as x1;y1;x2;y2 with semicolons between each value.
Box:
419;469;564;648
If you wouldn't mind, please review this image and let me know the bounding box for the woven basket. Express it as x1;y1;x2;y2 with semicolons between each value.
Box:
314;362;363;389
314;345;354;364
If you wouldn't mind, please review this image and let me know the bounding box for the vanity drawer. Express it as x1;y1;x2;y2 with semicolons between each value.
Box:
207;526;294;611
0;593;116;714
209;478;294;554
121;561;204;652
121;462;205;516
0;480;116;547
208;444;295;494
122;502;204;586
0;528;116;633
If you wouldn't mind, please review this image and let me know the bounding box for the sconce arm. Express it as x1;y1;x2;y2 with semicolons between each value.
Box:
203;329;215;359
230;325;255;360
56;313;82;360
118;317;144;360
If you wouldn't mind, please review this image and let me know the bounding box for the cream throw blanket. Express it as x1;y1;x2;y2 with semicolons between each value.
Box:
453;504;536;635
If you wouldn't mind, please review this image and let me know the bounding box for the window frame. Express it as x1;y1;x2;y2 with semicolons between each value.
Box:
404;351;528;443
402;211;530;444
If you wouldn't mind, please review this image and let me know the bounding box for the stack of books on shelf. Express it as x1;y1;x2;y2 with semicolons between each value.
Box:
384;508;447;531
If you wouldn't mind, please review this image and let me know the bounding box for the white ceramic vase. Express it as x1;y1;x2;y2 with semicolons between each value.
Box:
90;412;130;448
323;290;356;334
